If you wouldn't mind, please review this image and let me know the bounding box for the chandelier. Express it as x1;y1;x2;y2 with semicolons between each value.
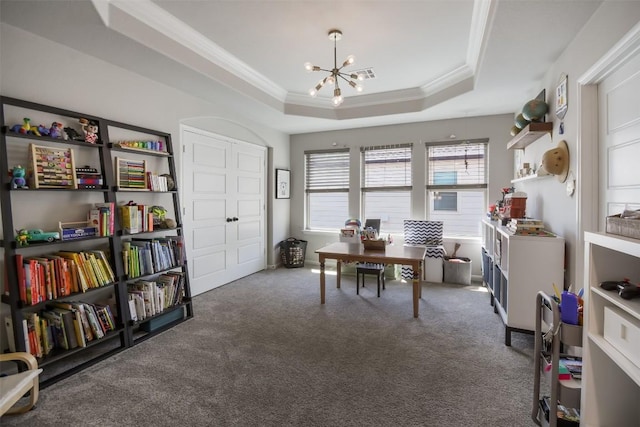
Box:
304;29;363;107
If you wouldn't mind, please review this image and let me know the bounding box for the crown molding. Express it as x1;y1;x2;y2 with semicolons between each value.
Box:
92;0;287;101
90;0;494;120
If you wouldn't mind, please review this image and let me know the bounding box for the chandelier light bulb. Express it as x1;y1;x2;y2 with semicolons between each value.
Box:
304;62;313;72
309;88;318;97
343;55;355;67
326;75;335;85
348;81;363;92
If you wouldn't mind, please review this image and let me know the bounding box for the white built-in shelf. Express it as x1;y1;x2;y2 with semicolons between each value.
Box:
507;122;553;150
511;173;553;183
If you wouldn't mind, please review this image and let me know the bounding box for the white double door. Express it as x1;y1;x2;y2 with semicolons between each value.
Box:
182;127;266;296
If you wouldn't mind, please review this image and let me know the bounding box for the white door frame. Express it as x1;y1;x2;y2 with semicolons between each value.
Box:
576;22;640;288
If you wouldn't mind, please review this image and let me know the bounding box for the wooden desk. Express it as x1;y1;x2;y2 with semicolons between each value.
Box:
315;242;426;318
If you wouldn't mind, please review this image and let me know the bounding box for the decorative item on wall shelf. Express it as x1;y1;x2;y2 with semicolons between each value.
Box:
539;140;570;183
555;74;568;134
276;168;290;199
510;89;547;136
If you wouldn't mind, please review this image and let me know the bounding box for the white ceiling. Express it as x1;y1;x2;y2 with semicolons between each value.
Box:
0;0;603;134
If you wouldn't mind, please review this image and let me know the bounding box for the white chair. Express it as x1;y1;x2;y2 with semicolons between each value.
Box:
0;352;42;416
402;220;445;283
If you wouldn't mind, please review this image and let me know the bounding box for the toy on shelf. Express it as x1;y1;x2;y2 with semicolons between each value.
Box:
9;117;31;134
16;228;60;244
9;165;28;189
151;205;177;229
79;118;99;143
63;126;82;141
49;122;63;138
15;229;30;246
36;124;50;136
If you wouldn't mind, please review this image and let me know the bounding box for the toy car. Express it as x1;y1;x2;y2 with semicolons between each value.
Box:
23;229;60;243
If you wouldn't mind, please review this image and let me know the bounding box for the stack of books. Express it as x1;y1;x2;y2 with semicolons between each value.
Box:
506;218;549;236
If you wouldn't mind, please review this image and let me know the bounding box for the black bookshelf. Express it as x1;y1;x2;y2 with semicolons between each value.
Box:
0;96;193;387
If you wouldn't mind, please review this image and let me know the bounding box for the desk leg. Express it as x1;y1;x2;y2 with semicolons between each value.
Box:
336;260;342;289
320;259;326;304
413;263;421;318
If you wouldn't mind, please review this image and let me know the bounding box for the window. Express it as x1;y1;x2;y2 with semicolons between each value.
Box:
433;172;457;211
361;144;412;233
305;149;350;230
426;140;488;237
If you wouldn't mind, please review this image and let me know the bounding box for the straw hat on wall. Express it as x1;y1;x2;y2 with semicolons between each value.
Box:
539;140;570;183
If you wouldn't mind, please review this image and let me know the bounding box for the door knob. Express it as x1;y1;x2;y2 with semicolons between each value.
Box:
233;217;239;222
226;217;233;222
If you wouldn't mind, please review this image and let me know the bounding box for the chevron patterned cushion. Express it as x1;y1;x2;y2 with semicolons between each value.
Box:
403;220;443;246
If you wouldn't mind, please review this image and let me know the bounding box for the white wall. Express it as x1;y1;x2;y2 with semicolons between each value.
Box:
511;2;640;290
290;114;515;277
0;23;291;268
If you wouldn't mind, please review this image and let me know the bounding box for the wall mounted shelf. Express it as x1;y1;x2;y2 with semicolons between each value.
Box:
511;173;553;184
507;122;553;150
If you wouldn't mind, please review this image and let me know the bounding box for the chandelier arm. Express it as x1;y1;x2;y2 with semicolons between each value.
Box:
337;74;355;84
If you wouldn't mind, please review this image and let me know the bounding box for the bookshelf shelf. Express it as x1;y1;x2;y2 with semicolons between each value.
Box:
0;96;193;387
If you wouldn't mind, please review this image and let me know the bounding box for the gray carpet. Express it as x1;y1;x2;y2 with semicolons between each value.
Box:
2;267;539;426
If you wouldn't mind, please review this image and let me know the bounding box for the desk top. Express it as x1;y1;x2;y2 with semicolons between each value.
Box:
316;242;426;265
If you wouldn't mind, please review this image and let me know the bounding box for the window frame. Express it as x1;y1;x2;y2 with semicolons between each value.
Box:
304;148;350;231
360;144;413;233
425;139;488;237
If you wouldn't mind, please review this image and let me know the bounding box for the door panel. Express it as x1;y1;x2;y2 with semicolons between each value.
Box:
182;126;266;295
599;52;640;221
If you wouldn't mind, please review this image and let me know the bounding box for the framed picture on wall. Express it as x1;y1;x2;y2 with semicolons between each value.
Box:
276;168;290;199
555;74;568;119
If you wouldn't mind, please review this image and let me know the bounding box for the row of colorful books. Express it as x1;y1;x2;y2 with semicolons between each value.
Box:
122;236;184;279
146;172;170;191
14;250;116;306
87;202;115;237
127;272;185;322
119;203;155;234
4;300;116;357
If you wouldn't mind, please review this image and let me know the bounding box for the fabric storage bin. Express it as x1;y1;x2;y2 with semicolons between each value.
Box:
604;306;640;369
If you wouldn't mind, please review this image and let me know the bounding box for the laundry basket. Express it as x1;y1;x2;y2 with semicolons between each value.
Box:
280;238;307;268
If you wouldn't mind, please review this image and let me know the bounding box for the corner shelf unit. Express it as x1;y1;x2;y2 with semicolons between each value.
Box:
480;219;565;346
507;122;553;150
532;291;582;426
580;232;640;425
0;96;193;387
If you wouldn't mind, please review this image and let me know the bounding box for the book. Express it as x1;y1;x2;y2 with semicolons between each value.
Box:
560;356;582;379
15;254;27;304
49;307;79;349
82;303;105;339
41;310;68;350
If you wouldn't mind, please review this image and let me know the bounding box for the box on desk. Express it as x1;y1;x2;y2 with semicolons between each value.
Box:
362;239;385;251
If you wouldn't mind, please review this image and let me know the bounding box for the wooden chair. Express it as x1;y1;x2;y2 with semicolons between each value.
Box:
356;219;385;297
0;352;42;416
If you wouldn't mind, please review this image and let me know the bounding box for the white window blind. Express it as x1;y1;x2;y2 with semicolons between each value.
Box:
361;144;412;233
426;139;488;237
361;144;412;190
305;149;350;191
305;149;350;230
426;141;487;189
